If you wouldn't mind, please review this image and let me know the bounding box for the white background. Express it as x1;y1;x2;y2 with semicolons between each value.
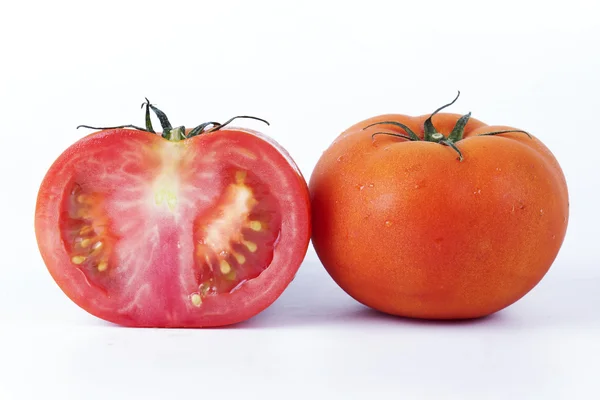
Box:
1;0;599;399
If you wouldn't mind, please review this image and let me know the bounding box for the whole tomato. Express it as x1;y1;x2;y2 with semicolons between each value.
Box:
310;93;568;319
35;100;310;327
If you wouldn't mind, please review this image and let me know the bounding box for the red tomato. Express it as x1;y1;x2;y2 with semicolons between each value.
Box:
310;93;569;319
35;102;310;327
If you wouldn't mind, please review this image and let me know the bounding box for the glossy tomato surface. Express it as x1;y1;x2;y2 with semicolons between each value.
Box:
310;112;569;319
36;128;310;327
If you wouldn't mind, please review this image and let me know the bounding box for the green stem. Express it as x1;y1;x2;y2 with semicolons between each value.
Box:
371;132;415;141
478;129;532;139
362;121;420;141
431;132;445;142
441;139;463;161
76;124;149;131
166;126;185;141
447;112;471;142
188;122;220;138
77;99;269;143
146;99;172;132
205;116;270;133
424;90;461;140
360;92;532;162
141;98;156;133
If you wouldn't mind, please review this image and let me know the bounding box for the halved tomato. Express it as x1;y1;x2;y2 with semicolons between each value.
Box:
35;102;310;327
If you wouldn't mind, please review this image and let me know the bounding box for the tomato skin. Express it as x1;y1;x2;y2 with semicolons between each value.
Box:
36;128;311;327
310;113;568;319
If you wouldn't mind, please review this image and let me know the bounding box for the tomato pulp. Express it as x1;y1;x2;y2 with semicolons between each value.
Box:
35;107;310;327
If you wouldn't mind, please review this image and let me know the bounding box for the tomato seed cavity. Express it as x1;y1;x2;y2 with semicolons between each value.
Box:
193;169;282;302
62;185;115;276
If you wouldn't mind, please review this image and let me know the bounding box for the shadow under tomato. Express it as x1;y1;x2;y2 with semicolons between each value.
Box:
242;258;600;330
234;258;512;329
347;306;508;326
237;298;511;329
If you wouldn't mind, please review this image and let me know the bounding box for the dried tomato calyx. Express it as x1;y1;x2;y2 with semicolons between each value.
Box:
76;98;270;142
362;91;531;161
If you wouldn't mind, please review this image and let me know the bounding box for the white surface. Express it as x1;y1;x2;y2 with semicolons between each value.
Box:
1;260;599;399
1;0;599;399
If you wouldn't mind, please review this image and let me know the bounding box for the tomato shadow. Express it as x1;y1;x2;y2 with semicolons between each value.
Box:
238;300;509;329
232;259;510;329
240;257;600;330
348;306;509;326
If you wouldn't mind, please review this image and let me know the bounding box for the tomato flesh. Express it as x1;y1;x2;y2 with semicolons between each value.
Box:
36;128;310;327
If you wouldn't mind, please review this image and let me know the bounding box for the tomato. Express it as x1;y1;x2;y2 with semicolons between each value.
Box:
310;93;569;319
35;101;310;327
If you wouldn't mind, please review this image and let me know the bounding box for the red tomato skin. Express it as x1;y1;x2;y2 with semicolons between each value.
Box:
36;128;311;327
310;113;568;319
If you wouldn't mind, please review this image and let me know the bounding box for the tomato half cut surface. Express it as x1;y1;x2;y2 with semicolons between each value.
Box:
35;128;311;327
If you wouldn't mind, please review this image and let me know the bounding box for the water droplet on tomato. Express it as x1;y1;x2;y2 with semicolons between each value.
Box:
337;155;345;162
368;183;374;188
385;220;392;227
355;184;365;191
